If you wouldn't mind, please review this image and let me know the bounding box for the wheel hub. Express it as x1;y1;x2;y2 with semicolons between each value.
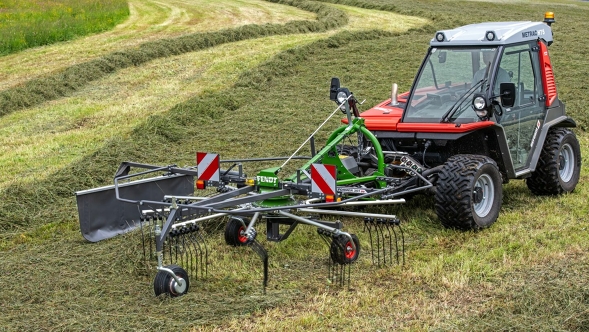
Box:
171;277;187;294
473;174;494;217
472;187;483;204
237;226;248;244
344;241;356;259
558;143;574;182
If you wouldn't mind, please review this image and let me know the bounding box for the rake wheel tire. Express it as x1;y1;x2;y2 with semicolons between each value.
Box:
526;128;581;195
435;154;502;230
224;217;250;246
330;234;360;265
154;265;189;297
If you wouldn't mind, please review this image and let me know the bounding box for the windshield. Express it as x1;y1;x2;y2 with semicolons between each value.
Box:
404;47;498;123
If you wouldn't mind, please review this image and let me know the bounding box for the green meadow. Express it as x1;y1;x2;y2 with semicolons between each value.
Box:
0;0;129;55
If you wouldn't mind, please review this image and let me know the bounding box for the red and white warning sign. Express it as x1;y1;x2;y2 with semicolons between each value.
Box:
311;163;336;196
196;152;220;182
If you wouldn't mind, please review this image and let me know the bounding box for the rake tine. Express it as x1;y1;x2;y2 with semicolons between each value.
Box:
390;220;400;265
179;230;188;276
397;221;405;266
364;218;376;265
185;229;198;277
382;218;394;265
194;228;208;277
379;219;389;265
148;217;154;261
370;219;381;266
317;229;338;284
139;217;151;267
139;218;147;265
187;229;199;279
248;240;269;293
185;231;197;279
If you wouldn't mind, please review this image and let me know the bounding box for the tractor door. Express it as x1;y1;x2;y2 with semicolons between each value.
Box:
494;42;545;170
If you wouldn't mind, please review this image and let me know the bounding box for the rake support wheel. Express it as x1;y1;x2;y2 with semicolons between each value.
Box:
153;265;189;297
435;154;502;230
224;217;251;246
330;234;360;265
526;128;581;195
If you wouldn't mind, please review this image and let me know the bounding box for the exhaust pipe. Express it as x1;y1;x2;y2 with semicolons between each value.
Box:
391;83;399;106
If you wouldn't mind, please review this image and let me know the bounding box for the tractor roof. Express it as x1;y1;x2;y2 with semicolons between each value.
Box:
430;21;553;47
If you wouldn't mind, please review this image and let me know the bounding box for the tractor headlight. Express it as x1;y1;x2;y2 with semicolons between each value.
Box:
485;30;496;41
472;95;489;118
337;90;349;104
473;96;486;110
435;32;445;42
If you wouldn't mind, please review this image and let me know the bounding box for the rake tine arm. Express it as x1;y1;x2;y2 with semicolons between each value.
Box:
155;204;179;253
188;186;255;207
297;208;398;221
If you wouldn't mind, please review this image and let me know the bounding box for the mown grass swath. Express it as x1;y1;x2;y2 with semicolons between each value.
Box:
0;0;588;330
0;0;130;56
0;0;347;117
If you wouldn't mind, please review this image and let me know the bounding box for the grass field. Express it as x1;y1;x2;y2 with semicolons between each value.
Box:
1;0;588;331
0;0;130;56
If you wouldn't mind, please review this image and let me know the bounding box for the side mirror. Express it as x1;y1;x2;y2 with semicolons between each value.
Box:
499;82;516;108
330;77;340;101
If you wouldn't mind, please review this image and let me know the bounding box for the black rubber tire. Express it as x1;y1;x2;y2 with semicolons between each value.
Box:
526;128;581;195
435;154;503;230
224;217;250;246
153;264;189;297
330;234;360;265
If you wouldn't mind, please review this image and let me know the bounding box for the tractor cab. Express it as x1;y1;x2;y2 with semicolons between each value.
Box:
353;13;575;179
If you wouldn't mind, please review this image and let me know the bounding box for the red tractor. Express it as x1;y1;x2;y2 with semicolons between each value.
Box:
334;12;580;229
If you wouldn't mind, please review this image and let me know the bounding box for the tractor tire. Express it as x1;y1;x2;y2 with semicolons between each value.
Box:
224;217;250;246
526;128;581;195
435;155;503;230
153;265;189;297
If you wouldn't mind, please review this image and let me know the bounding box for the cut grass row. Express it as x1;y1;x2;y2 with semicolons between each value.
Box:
0;0;317;91
0;0;130;56
0;0;348;119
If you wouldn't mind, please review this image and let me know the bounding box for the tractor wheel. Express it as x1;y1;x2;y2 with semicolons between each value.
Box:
330;234;360;265
526;128;581;195
153;265;189;297
435;155;503;230
224;217;251;246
